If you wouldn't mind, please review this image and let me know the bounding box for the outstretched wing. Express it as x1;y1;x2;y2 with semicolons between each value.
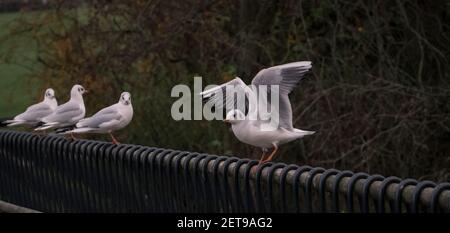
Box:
200;78;257;118
251;61;312;129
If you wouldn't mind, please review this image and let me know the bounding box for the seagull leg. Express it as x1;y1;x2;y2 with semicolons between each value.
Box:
262;144;278;163
70;132;77;141
109;132;120;145
251;149;268;173
258;149;269;165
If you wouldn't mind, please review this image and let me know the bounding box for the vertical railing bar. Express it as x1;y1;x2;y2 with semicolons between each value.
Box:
331;170;353;213
305;167;325;213
209;156;227;212
430;183;450;213
360;174;384;213
292;166;312;213
191;154;208;213
376;176;401;213
346;172;369;213
232;159;250;213
318;169;339;212
279;165;299;213
255;162;274;213
266;163;286;213
200;155;218;212
411;181;436;213
393;179;418;213
220;157;239;213
242;160;258;213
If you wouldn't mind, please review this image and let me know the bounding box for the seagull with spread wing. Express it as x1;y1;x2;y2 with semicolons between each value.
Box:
200;61;315;164
3;88;58;127
62;92;133;144
34;85;87;136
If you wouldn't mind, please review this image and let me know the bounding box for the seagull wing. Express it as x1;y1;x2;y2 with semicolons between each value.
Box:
25;101;52;113
251;61;312;129
200;77;257;118
77;110;122;130
14;102;53;122
43;101;82;123
92;104;119;117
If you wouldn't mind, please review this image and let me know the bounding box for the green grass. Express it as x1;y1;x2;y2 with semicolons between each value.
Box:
0;8;91;117
0;11;40;117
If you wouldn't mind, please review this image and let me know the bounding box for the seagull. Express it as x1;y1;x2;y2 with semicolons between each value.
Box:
200;61;315;164
3;88;58;127
62;92;133;144
34;85;87;136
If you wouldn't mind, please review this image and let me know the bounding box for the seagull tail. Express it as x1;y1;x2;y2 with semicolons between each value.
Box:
1;117;14;127
65;128;93;134
3;120;26;127
55;125;76;134
34;122;58;131
294;128;316;137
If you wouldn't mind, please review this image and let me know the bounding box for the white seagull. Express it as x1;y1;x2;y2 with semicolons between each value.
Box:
3;88;58;127
200;61;315;164
35;84;87;134
63;92;133;144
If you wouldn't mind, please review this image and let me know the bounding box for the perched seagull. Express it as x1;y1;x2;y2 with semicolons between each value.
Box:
3;88;58;127
35;84;87;135
200;61;315;164
62;92;133;144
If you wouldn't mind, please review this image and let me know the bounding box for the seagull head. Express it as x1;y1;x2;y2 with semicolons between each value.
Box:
71;84;87;98
119;92;132;106
224;109;245;124
44;88;56;100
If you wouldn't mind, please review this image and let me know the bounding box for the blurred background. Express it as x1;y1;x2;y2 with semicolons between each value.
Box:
0;0;449;181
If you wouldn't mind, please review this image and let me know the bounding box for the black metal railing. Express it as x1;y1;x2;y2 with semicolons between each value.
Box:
0;130;449;213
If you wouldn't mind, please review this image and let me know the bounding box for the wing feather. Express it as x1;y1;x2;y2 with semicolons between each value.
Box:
250;61;312;129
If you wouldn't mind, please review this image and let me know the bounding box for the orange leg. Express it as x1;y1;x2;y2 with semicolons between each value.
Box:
109;132;119;144
261;144;278;163
257;150;270;165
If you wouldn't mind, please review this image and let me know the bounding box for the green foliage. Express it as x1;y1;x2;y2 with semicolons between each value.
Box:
0;11;41;116
3;0;450;181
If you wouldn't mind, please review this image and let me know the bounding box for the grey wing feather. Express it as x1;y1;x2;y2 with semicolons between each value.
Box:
43;102;82;123
44;109;82;123
25;102;52;113
251;61;312;129
15;102;52;121
200;78;253;116
77;112;121;128
46;102;81;122
54;102;81;115
92;104;118;117
17;110;51;122
251;61;312;94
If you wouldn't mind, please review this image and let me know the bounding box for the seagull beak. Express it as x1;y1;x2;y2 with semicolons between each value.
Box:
84;90;89;94
223;119;230;124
